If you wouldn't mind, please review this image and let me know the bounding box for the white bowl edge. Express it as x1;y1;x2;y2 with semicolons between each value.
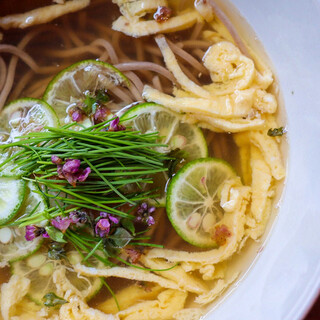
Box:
204;1;320;319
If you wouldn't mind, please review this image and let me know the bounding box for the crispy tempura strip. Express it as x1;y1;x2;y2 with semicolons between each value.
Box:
73;264;181;290
116;289;187;320
194;0;215;22
246;198;272;240
0;275;30;320
244;143;275;240
0;0;90;30
249;145;272;223
9;298;42;320
253;89;277;113
143;85;255;118
183;113;265;133
234;132;252;185
97;284;163;314
194;272;239;305
203;42;255;96
250;130;285;180
220;177;251;213
173;308;203;320
155;35;211;98
140;256;209;294
112;10;201;37
146;197;248;263
115;0;168;18
60;295;116;320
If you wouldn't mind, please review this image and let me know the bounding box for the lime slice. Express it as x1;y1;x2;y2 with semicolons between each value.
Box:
43;59;130;125
166;158;236;248
0;182;47;264
0;98;59;140
11;249;103;305
0;98;59;177
121;103;208;206
0;178;26;225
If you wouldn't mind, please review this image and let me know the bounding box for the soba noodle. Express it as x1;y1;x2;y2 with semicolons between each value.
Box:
0;1;285;319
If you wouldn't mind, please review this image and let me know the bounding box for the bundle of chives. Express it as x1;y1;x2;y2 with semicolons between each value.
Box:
0;119;179;308
0;119;171;225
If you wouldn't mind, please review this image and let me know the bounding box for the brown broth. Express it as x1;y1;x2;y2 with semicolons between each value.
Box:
0;266;11;285
0;0;248;313
1;0;54;16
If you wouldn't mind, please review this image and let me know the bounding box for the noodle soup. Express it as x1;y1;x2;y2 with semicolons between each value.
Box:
0;1;286;319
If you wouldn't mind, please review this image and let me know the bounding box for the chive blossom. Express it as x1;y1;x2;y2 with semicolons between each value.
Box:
135;202;156;226
69;210;88;224
108;117;125;132
25;225;49;241
54;158;91;186
95;219;110;238
100;212;120;224
51;216;72;233
95;212;121;238
125;248;141;263
51;155;62;165
94;106;110;124
63;159;81;173
68;106;84;123
51;210;89;232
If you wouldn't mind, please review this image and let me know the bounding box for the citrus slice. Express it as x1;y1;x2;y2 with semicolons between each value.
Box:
0;178;26;226
43;59;130;125
11;249;103;305
0;98;59;177
0;182;47;265
166;158;236;248
121;103;208;206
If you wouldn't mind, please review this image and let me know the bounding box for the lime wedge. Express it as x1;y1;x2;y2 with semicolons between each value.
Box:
11;249;103;305
121;103;208;206
0;178;26;226
0;182;47;264
166;158;236;248
43;59;129;125
0;98;59;177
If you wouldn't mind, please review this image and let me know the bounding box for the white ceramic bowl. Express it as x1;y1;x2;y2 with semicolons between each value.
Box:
205;1;320;319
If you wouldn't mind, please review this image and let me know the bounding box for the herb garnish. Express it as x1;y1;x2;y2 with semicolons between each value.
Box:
45;226;67;243
43;292;68;307
267;127;286;137
69;89;110;123
0;118;174;269
83;90;109;115
48;242;66;260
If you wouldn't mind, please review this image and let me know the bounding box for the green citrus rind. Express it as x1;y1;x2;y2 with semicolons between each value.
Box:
0;178;26;225
1;98;59;130
166;157;236;248
0;182;48;264
0;98;59;177
121;103;208;207
43;59;130;124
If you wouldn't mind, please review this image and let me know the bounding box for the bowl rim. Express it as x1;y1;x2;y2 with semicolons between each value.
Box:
205;1;320;319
